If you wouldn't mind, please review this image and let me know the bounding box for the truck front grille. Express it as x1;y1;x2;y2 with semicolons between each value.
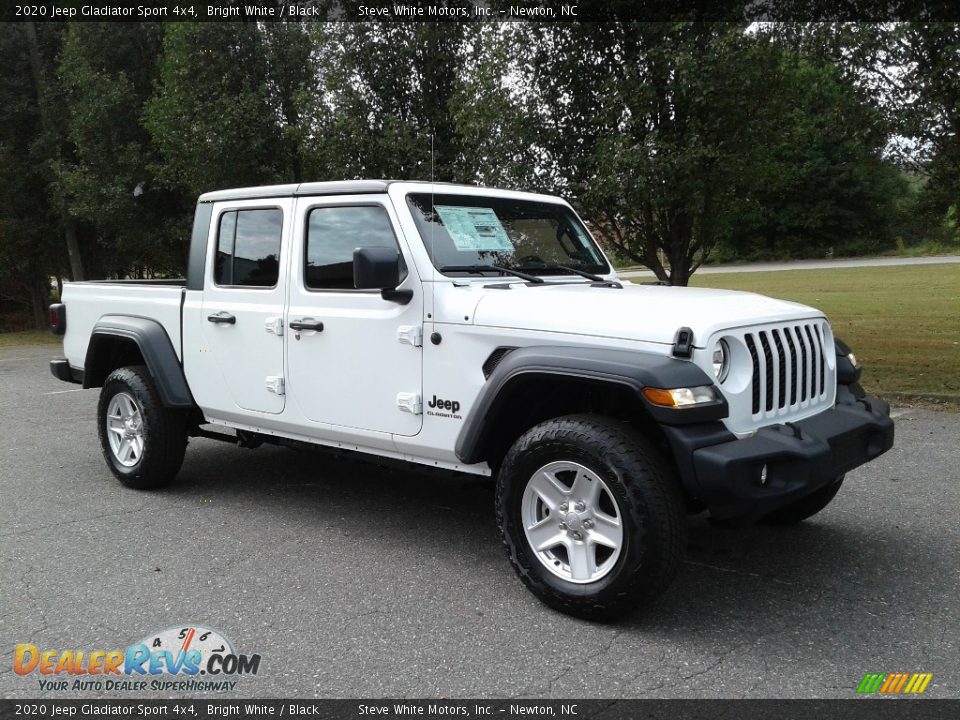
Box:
744;323;828;417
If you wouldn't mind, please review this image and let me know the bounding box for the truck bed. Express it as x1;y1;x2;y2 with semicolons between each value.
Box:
61;281;186;369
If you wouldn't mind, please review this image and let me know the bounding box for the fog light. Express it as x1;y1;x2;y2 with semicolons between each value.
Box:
759;464;768;485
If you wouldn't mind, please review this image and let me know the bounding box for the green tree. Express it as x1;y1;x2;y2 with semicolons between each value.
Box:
20;21;85;282
530;23;769;284
57;22;187;278
305;20;475;181
726;50;906;259
899;24;960;243
451;24;549;188
144;23;299;196
0;23;68;327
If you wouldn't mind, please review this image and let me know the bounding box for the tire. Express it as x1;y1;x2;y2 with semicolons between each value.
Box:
496;414;686;621
97;365;187;489
759;476;845;526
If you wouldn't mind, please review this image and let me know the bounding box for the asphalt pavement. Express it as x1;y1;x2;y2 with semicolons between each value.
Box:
1;342;958;699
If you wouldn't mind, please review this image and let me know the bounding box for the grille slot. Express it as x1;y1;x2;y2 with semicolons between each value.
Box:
745;334;761;414
744;322;829;419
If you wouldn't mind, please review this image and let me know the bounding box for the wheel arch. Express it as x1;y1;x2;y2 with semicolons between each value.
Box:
455;345;726;471
84;316;194;408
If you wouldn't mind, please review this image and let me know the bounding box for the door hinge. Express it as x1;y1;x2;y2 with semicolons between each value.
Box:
397;325;422;347
265;317;284;336
265;376;285;395
396;392;422;415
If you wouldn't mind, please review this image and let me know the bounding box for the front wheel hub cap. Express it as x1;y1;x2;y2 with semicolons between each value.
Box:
521;460;624;584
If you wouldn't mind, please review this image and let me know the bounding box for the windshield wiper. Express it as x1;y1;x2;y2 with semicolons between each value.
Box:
519;263;605;282
439;265;544;284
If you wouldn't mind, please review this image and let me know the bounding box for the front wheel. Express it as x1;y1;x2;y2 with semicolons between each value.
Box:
97;365;187;489
496;415;686;621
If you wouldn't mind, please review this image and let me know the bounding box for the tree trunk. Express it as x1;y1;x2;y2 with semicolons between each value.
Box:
642;244;670;283
667;245;692;286
30;278;47;330
64;218;84;282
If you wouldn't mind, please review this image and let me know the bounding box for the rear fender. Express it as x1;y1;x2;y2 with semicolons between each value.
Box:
84;316;194;408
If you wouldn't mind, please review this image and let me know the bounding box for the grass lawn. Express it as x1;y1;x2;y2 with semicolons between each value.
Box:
691;264;960;398
0;330;62;348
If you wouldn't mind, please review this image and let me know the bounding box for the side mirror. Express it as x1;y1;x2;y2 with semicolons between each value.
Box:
353;246;400;290
353;247;412;304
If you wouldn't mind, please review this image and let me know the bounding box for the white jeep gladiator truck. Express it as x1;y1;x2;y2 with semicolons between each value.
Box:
49;181;894;619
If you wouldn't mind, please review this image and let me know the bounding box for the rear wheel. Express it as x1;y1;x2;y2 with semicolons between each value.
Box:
760;476;845;526
496;414;686;621
97;365;187;489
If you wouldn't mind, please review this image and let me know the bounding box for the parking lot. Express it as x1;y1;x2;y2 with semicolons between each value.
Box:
1;341;958;699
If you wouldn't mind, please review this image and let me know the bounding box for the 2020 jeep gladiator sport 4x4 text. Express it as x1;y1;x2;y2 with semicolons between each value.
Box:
49;181;894;619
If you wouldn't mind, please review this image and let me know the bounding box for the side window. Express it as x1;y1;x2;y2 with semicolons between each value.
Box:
214;208;283;288
305;205;405;290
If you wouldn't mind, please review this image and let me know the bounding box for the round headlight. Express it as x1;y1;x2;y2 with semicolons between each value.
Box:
712;339;730;383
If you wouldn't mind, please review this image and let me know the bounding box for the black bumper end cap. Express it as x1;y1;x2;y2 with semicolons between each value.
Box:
50;359;83;384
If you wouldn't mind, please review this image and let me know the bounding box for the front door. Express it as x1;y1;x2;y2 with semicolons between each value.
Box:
200;199;291;415
285;196;423;436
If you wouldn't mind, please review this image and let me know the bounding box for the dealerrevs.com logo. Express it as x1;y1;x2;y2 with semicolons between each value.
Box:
14;625;261;692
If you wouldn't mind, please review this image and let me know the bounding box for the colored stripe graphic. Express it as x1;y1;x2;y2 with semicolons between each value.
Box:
857;672;933;694
904;673;933;694
857;673;886;693
879;674;898;693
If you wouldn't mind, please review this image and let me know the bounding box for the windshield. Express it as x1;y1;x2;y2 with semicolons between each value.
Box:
406;193;610;277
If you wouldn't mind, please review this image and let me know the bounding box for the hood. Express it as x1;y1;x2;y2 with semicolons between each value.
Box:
470;281;825;347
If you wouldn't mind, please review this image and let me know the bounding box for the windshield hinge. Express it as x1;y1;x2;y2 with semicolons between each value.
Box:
672;327;694;358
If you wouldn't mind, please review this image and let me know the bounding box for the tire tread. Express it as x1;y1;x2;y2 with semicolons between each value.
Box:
97;365;187;489
495;414;686;620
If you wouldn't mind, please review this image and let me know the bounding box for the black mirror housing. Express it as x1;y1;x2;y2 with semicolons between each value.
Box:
353;247;401;290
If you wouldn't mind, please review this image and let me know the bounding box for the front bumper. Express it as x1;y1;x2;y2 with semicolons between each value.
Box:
666;390;894;521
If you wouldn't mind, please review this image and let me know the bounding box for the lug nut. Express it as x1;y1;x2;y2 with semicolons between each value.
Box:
559;522;567;530
582;519;594;529
559;502;568;512
575;501;586;512
572;531;583;540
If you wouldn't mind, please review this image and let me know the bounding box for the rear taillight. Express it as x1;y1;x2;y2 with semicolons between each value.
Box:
49;303;66;335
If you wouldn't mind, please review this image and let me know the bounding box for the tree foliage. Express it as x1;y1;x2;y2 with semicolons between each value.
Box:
304;21;475;181
0;20;954;327
0;23;64;328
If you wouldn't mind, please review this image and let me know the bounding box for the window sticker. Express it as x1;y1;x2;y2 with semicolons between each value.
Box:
434;205;514;252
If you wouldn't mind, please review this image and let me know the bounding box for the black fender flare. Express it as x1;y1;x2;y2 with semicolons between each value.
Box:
454;345;726;465
834;337;862;385
84;315;194;408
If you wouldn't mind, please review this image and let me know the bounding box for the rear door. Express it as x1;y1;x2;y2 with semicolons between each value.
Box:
200;199;292;415
285;196;423;436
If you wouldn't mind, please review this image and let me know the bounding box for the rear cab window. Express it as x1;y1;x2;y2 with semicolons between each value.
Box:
214;208;283;288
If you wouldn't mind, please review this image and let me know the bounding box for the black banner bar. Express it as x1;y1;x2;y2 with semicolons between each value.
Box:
1;700;959;720
4;0;960;23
